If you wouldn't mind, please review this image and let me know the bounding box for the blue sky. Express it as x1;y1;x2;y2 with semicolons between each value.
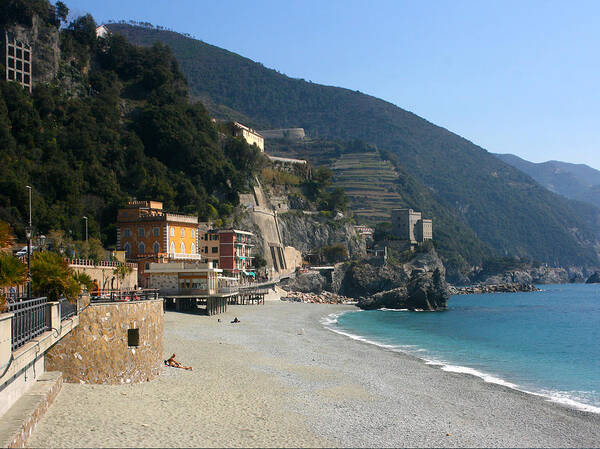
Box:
66;0;600;169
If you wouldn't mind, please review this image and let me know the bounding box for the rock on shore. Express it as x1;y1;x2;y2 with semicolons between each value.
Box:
281;291;353;304
586;271;600;284
450;283;540;295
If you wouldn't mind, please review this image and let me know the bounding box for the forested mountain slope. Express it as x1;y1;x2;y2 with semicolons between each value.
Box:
0;5;263;245
106;23;600;267
496;154;600;209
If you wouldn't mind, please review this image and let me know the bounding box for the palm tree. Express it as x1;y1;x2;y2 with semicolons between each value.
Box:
31;251;80;302
0;220;15;250
0;253;27;311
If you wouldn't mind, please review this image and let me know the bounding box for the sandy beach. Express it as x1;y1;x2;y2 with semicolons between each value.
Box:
28;302;600;448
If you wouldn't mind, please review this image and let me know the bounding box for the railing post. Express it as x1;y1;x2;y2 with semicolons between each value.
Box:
0;312;14;369
49;302;60;329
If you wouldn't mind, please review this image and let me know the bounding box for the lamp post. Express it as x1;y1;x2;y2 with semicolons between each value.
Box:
82;216;88;243
25;185;32;299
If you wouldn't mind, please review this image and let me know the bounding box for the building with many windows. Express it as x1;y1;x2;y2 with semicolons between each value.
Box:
116;201;200;285
199;229;254;274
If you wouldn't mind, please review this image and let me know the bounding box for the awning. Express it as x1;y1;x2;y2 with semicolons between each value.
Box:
242;270;256;277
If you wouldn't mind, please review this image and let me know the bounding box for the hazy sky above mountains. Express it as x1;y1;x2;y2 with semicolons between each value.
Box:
67;0;600;170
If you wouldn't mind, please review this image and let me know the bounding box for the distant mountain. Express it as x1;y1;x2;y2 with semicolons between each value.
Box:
107;23;600;269
495;154;600;209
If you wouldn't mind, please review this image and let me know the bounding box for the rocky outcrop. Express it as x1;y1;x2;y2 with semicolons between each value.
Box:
450;283;540;295
279;270;328;293
277;212;366;259
586;272;600;284
469;265;596;285
357;267;450;311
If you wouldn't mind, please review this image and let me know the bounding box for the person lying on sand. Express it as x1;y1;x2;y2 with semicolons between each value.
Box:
164;353;192;370
231;317;240;323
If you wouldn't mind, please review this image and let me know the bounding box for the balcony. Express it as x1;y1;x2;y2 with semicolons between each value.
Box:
169;253;202;261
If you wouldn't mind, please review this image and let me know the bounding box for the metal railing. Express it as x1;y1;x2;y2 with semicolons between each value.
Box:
90;289;159;303
59;297;78;320
8;297;50;351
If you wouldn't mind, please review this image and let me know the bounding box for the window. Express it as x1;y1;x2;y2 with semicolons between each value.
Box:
123;228;131;238
145;263;150;270
212;247;218;254
8;46;14;56
204;246;208;253
170;227;174;237
153;242;160;253
23;51;30;61
124;242;131;256
138;242;145;254
8;58;14;68
191;230;195;239
181;228;185;238
128;329;139;347
16;60;22;70
170;242;175;254
180;242;185;254
138;227;145;237
8;70;14;80
153;227;159;237
204;233;208;240
191;243;195;254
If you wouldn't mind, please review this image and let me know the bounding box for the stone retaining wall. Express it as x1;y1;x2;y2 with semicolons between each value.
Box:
45;300;163;384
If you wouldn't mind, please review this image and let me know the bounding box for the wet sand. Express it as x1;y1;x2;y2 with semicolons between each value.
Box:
28;303;600;447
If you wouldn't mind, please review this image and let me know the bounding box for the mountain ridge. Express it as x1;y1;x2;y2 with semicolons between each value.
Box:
106;23;600;269
495;153;600;209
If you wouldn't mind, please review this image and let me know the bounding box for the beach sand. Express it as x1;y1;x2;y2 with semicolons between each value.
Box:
28;303;600;447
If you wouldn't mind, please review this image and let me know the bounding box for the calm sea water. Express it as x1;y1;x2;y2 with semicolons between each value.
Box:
327;283;600;412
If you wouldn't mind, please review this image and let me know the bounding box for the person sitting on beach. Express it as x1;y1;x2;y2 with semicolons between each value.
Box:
164;353;192;370
231;317;240;323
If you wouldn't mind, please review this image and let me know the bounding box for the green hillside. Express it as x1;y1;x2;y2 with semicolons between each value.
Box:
0;6;263;245
106;23;600;268
331;151;403;221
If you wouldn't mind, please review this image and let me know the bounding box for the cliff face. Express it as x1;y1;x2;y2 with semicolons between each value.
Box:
277;212;366;259
5;15;60;84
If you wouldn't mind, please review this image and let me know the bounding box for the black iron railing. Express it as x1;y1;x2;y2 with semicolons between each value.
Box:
8;297;50;351
59;297;78;320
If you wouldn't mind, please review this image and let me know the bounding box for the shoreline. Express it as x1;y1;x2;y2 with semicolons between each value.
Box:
28;303;600;448
323;307;600;415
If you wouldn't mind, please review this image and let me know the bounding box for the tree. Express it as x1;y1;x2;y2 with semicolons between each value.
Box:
0;220;15;249
321;244;349;264
252;254;267;269
72;271;94;292
31;251;80;302
0;253;27;311
113;263;132;290
55;1;68;23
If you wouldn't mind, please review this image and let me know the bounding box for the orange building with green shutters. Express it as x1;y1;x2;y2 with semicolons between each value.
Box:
116;201;200;286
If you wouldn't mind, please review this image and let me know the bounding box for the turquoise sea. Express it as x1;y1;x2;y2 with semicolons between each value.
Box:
324;283;600;412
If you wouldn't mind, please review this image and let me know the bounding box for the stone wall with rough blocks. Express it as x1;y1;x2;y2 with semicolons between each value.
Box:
45;300;163;384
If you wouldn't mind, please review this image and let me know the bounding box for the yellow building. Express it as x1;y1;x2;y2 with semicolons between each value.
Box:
233;122;264;152
116;201;200;286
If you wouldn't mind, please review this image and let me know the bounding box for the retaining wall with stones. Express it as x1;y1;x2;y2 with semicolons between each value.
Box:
45;300;163;384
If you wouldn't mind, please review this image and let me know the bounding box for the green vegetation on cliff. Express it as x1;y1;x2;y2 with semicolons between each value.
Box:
0;3;263;245
109;23;600;269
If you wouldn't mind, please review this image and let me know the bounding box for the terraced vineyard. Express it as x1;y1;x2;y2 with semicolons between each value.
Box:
331;151;404;223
